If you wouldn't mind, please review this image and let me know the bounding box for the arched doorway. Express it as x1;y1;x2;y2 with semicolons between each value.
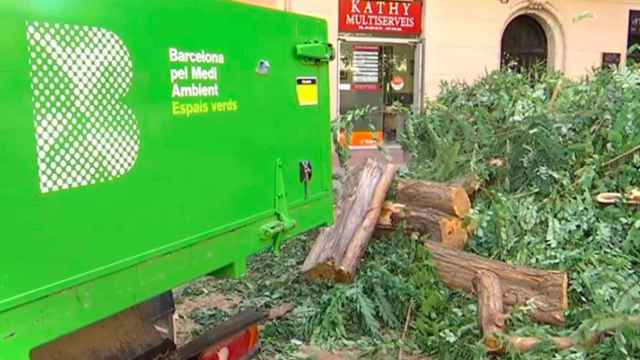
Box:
501;15;548;71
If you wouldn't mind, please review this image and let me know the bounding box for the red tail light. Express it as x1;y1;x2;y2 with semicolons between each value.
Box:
199;324;260;360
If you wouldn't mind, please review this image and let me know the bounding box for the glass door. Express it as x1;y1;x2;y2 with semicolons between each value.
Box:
339;40;419;146
381;43;416;143
339;43;385;146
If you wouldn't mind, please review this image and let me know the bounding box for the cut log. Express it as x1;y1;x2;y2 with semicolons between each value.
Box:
425;241;568;326
397;180;471;218
394;206;468;250
474;271;507;352
302;159;384;281
302;159;397;282
337;163;397;282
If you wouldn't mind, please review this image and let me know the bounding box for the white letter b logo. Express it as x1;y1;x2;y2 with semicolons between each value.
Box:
26;22;140;193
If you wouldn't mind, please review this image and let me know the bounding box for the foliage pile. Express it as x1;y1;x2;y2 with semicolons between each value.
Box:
180;230;435;359
399;66;640;359
178;67;640;360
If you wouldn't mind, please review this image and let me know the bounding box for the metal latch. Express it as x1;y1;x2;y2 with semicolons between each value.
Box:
296;42;335;63
300;161;313;199
260;159;297;255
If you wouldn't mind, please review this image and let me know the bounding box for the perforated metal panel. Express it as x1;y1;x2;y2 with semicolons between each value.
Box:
26;22;139;193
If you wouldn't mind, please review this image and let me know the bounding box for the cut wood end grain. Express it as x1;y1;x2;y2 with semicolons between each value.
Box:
397;180;472;218
379;201;405;228
386;206;469;250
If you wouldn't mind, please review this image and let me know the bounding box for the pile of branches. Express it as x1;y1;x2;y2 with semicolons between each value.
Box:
188;67;640;360
303;66;640;359
395;67;640;358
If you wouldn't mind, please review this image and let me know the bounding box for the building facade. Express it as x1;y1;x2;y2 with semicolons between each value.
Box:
238;0;640;145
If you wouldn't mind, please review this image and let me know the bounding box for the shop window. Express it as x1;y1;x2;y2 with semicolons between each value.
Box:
339;42;417;146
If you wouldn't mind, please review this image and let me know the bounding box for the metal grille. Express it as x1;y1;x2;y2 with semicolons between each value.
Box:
26;21;139;193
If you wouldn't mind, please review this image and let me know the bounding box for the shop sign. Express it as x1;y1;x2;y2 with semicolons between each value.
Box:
339;0;423;36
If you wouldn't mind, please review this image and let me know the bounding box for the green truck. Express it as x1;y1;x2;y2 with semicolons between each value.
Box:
0;0;334;358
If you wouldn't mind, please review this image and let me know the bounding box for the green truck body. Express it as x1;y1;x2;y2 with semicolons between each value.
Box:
0;1;334;358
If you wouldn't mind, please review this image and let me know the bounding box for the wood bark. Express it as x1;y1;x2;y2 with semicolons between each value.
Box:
302;159;396;282
397;180;471;218
505;336;575;353
470;270;574;354
394;206;468;250
474;271;507;352
302;159;384;280
425;241;568;326
337;163;397;282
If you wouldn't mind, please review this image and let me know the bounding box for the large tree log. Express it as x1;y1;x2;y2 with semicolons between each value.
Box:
302;159;384;280
302;159;396;282
337;163;397;282
397;206;468;250
397;180;471;218
425;241;568;326
474;271;507;352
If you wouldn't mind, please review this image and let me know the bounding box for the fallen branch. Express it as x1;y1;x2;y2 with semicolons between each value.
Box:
604;144;640;169
425;241;568;326
548;78;565;112
505;336;574;353
505;316;640;353
398;300;414;360
474;271;508;352
471;272;640;354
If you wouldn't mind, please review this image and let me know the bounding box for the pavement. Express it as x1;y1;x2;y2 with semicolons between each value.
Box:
332;146;408;169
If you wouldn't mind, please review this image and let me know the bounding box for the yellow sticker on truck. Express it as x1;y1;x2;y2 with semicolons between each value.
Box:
296;77;318;106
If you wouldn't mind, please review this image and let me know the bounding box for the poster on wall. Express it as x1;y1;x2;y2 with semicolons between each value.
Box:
353;46;379;83
351;46;380;91
339;0;423;36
